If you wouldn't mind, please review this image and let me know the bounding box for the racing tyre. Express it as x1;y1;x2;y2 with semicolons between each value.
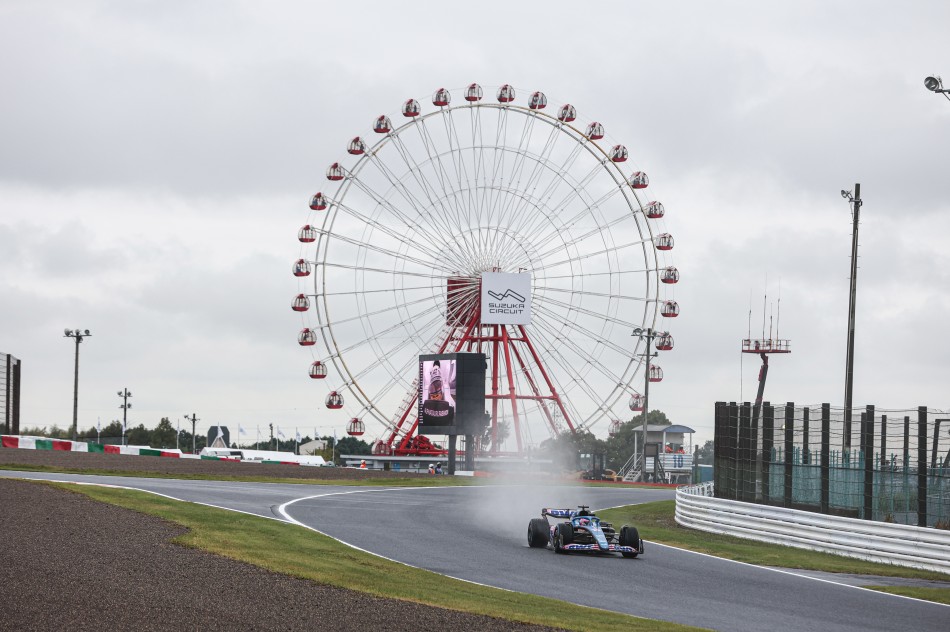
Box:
554;522;574;554
620;525;640;558
527;518;549;548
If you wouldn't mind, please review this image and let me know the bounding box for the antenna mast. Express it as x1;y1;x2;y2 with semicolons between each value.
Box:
742;281;792;436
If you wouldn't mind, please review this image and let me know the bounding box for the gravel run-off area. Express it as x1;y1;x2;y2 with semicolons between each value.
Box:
0;450;563;631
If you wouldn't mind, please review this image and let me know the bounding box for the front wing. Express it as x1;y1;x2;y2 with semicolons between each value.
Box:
561;542;643;554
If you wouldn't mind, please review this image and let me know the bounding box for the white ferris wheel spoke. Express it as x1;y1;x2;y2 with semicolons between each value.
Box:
386;134;486;268
536;292;646;328
407;117;480;263
317;261;447;281
504;127;590;246
334;298;446;360
526;326;627;429
528;239;651;274
532;300;632;360
311;225;450;274
518;316;604;425
485;110;537;262
339;173;468;272
524;200;636;267
360;152;476;269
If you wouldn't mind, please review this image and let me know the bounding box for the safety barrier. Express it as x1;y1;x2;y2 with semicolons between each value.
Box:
675;483;950;574
1;435;181;458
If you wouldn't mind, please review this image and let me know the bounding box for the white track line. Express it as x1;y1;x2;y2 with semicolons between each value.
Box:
15;475;945;607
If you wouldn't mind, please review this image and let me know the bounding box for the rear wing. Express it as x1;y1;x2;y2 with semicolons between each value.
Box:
541;508;575;519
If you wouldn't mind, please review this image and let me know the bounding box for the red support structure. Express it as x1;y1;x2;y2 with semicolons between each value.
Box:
501;325;524;453
517;324;575;433
491;325;500;451
508;341;558;436
381;290;575;457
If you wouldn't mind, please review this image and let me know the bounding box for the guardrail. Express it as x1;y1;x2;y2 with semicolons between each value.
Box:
675;483;950;574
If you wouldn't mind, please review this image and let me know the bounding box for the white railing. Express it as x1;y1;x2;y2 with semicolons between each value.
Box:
675;484;950;574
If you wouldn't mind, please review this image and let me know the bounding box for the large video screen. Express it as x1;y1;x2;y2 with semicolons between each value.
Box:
417;352;486;436
419;358;456;426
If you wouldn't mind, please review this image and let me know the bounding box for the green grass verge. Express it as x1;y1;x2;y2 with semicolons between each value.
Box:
59;483;704;632
865;586;950;605
598;501;950;604
0;463;480;487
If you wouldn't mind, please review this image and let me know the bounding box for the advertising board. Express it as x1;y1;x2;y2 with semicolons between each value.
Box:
417;352;486;436
480;272;531;325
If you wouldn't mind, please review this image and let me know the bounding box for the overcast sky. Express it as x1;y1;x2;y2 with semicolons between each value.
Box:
2;1;948;447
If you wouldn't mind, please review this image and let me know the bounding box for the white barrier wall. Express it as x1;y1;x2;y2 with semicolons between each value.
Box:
675;483;950;574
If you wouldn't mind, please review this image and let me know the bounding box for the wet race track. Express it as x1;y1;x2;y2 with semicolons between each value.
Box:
4;471;947;631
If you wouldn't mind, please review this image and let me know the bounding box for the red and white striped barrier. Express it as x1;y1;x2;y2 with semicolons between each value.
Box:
1;435;181;458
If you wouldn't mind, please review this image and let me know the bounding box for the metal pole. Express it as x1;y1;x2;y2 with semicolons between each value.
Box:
641;329;652;482
71;336;80;441
118;388;131;445
843;183;862;450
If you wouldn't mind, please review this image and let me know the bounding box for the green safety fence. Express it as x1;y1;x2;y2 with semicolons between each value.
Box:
714;401;950;528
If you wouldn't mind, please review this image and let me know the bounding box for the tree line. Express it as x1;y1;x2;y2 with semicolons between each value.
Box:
535;410;713;472
19;411;712;469
18;418;374;461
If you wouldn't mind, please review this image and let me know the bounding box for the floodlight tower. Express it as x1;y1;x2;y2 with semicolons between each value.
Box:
742;322;790;429
118;388;132;444
64;328;91;441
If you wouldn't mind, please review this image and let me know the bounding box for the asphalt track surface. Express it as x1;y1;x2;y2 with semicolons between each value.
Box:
4;471;948;631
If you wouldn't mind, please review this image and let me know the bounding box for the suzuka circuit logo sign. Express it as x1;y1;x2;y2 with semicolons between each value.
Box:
481;272;532;325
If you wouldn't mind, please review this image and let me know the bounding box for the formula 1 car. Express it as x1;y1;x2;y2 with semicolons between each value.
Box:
527;505;644;558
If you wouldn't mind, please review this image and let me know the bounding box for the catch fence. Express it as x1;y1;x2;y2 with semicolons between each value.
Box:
713;402;950;528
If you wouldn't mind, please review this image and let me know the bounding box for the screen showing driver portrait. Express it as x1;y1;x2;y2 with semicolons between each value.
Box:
420;358;456;426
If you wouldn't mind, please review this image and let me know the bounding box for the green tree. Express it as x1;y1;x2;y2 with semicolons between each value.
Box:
695;439;714;465
99;421;124;443
47;425;69;439
604;409;672;471
177;429;205;454
537;430;607;473
126;423;150;446
150;417;177;449
481;419;511;452
336;436;371;459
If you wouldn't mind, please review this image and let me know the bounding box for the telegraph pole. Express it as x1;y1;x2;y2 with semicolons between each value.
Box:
841;184;862;450
63;329;91;441
117;388;132;445
632;327;657;482
184;412;199;454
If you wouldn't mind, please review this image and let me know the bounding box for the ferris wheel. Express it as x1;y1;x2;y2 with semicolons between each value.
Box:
293;83;678;455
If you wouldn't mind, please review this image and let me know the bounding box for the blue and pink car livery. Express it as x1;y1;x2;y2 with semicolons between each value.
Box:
527;506;644;558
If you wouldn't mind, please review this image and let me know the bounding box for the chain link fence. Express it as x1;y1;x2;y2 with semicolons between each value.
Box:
714;401;950;528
